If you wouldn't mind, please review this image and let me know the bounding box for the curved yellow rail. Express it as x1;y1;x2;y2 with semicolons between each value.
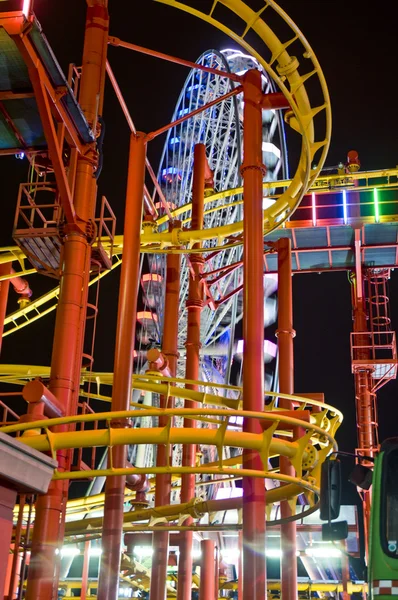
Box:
2;370;342;525
154;0;332;233
2;167;396;336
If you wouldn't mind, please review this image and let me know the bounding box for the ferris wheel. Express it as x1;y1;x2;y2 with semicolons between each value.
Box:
139;48;288;389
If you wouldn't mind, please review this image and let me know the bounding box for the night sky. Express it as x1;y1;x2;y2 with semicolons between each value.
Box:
1;0;398;508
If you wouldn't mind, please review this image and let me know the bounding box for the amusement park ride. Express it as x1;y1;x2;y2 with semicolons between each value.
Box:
0;0;398;599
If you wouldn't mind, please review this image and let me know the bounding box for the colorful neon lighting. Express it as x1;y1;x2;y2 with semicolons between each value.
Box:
374;188;380;222
342;190;348;224
311;193;317;226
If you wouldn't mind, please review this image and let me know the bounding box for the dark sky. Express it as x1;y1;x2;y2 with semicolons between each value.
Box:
1;0;398;469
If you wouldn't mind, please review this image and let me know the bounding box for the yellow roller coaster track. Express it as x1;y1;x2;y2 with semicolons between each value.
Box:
1;372;342;528
1;168;397;337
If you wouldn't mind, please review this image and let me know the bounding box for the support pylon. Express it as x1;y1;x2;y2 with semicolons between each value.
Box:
177;143;206;600
277;237;298;600
150;230;181;600
241;69;266;600
97;133;146;600
25;4;109;600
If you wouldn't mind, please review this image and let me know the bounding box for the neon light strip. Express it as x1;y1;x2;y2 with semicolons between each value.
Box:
342;190;348;224
311;193;316;226
374;188;380;222
22;0;31;17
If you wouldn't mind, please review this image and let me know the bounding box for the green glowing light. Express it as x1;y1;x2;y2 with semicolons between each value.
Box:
374;188;380;222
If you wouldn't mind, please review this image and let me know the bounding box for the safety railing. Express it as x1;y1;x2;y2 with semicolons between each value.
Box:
92;195;116;270
350;330;398;381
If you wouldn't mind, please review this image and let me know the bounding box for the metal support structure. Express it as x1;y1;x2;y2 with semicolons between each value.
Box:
0;263;11;353
150;230;181;600
25;4;109;600
97;133;146;600
0;484;17;600
241;69;266;600
199;539;216;600
351;269;374;542
277;237;298;600
177;144;205;600
7;495;25;600
80;541;90;600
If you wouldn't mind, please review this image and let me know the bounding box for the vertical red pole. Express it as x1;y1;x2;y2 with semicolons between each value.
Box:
97;132;146;600
241;69;266;600
7;495;25;600
341;542;350;600
0;263;11;353
351;273;373;544
177;143;205;600
277;237;297;600
214;545;219;600
0;485;17;600
25;5;109;600
199;540;215;600
238;530;243;600
80;541;90;600
150;234;181;600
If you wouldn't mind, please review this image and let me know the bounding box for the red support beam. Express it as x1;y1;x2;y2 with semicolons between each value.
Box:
177;144;206;600
108;37;242;83
199;540;216;600
0;485;17;600
22;69;76;224
146;87;243;142
97;132;146;600
277;237;298;600
150;228;181;600
241;69;266;600
80;541;90;600
25;4;109;600
0;263;11;354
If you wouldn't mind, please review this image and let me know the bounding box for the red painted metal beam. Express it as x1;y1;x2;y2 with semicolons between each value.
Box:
21;68;76;224
177;144;206;600
150;233;181;600
108;37;242;82
146;87;243;142
0;263;11;354
199;540;216;600
25;5;109;600
241;69;266;600
277;237;298;600
97;133;146;600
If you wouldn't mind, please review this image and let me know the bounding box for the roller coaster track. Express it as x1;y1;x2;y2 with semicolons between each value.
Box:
1;169;397;338
0;370;342;528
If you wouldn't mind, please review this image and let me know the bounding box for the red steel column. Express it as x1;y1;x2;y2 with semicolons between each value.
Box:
177;143;206;600
0;485;17;600
25;5;109;600
0;263;11;354
238;530;243;599
80;541;90;600
341;541;350;600
150;234;181;600
7;495;25;600
351;273;374;541
97;132;146;600
199;540;215;600
241;69;266;600
277;237;297;600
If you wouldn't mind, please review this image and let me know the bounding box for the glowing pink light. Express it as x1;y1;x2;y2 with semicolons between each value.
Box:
312;192;317;226
236;339;277;358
